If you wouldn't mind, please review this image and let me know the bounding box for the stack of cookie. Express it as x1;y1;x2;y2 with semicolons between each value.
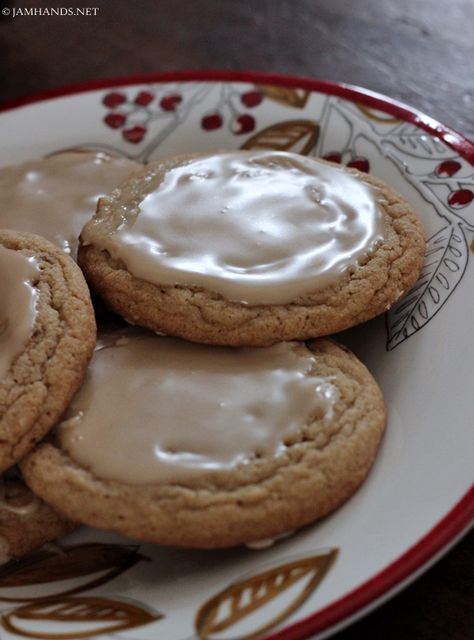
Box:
0;149;425;554
0;151;139;562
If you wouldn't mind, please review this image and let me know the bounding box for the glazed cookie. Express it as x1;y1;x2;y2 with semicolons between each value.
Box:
0;151;141;257
0;230;96;471
0;478;76;564
78;150;425;346
21;329;385;548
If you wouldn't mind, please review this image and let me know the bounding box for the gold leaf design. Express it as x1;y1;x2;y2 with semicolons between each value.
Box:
356;104;402;124
195;548;338;640
0;543;146;602
256;85;311;109
2;596;161;639
240;120;319;155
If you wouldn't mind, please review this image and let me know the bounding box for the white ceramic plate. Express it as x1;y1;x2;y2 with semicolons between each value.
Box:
0;72;472;640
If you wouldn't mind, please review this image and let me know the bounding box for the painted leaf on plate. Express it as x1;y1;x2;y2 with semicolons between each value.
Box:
1;596;161;639
240;119;319;155
356;104;402;124
386;224;469;350
255;85;310;109
195;548;338;640
0;543;146;601
382;125;447;158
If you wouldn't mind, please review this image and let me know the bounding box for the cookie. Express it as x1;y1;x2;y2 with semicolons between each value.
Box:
0;150;141;258
0;230;96;472
21;329;385;548
78;150;425;346
0;478;75;564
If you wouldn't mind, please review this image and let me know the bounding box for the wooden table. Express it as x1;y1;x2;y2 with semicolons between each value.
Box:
1;1;472;638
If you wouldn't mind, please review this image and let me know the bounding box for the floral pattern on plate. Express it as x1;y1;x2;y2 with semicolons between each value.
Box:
0;74;472;640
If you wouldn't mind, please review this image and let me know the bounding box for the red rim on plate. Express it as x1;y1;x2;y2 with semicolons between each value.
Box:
1;70;473;165
1;71;473;640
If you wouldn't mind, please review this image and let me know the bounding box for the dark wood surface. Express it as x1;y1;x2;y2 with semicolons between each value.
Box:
0;1;472;638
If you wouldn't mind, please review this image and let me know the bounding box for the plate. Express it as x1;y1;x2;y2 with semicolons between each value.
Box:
0;71;472;640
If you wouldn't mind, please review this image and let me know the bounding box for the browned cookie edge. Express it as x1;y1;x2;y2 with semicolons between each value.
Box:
0;480;76;564
78;157;425;346
20;339;385;548
0;230;96;471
